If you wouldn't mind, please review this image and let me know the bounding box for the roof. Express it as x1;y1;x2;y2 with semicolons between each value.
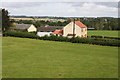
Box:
16;24;32;29
88;28;95;30
53;30;63;35
74;21;87;28
38;26;64;32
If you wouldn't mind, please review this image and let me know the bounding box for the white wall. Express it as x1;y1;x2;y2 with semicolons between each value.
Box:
63;22;87;37
37;32;52;37
27;25;37;32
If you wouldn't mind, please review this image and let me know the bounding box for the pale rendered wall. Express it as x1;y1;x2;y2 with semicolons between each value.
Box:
63;22;87;37
27;25;37;32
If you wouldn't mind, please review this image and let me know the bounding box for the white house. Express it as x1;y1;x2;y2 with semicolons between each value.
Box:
16;24;37;32
63;21;87;37
53;20;87;38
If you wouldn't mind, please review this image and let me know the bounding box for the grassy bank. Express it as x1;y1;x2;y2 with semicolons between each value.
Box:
3;37;118;78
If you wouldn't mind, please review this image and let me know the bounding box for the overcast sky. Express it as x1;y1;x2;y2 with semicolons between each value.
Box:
1;0;119;17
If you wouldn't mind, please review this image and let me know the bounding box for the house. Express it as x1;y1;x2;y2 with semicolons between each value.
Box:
38;26;64;32
53;30;63;36
53;20;87;38
37;26;64;37
38;19;87;38
15;24;37;32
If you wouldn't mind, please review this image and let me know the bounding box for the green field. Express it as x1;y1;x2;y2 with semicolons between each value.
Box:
88;30;119;37
3;37;118;78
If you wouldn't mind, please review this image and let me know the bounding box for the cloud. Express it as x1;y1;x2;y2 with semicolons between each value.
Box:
68;2;118;8
2;2;42;8
1;0;119;2
0;2;118;17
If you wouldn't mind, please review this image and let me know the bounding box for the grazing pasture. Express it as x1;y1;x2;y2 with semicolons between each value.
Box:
3;37;118;78
88;30;119;37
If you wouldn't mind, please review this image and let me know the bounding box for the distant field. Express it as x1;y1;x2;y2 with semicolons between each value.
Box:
88;30;119;37
3;37;118;78
10;17;66;22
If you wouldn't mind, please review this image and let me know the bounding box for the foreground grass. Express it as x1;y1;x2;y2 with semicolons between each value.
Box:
3;37;118;78
88;30;119;37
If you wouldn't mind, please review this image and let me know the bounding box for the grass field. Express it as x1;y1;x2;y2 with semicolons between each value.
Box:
3;37;118;78
88;30;119;37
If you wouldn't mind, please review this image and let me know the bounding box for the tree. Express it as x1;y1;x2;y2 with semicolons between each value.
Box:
2;9;11;32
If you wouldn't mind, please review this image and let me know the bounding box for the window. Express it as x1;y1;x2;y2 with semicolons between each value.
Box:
85;34;87;37
81;35;83;37
81;29;83;32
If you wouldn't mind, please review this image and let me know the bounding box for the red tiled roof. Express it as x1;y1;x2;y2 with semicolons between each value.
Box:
53;30;63;35
75;21;87;28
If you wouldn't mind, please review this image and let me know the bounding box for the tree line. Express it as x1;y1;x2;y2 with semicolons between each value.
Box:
2;9;120;33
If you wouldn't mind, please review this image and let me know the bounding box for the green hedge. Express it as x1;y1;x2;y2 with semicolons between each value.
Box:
71;37;120;47
3;31;120;47
90;35;120;40
3;31;39;39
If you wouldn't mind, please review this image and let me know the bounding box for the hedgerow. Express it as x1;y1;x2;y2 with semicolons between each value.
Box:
3;31;120;47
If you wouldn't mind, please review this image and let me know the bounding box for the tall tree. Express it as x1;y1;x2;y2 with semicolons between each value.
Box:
2;9;11;32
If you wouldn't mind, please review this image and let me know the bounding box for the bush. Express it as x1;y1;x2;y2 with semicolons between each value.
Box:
4;31;120;47
4;31;39;39
71;37;120;47
91;35;103;38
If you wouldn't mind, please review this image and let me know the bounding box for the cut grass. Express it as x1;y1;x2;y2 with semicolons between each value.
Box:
2;37;118;78
88;30;119;37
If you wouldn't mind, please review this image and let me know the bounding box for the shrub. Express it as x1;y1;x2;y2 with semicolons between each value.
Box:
91;35;103;38
4;31;39;39
4;31;120;47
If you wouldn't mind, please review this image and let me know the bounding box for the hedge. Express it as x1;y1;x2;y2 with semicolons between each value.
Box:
3;31;120;47
3;31;39;39
89;35;120;40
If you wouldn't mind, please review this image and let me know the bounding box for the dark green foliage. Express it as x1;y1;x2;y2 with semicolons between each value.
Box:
71;37;120;47
40;35;120;47
2;9;11;32
4;31;39;39
14;17;119;30
91;35;103;38
39;35;71;42
4;31;120;47
89;35;120;40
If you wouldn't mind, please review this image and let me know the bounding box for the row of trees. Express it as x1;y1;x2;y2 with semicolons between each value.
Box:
15;20;70;27
14;17;119;30
80;18;119;30
1;9;119;32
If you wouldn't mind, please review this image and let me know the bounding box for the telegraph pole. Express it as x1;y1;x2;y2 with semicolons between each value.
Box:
73;19;75;38
70;18;75;38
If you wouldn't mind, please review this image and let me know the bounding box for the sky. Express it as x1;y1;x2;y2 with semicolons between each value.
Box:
0;0;119;17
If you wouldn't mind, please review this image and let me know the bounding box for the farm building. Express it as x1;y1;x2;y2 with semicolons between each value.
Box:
15;24;37;32
37;26;64;32
62;20;87;37
37;26;64;37
37;32;52;37
53;30;63;36
38;20;87;38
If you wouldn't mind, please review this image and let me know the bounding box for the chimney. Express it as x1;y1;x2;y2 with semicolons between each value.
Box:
77;18;80;21
70;18;74;22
